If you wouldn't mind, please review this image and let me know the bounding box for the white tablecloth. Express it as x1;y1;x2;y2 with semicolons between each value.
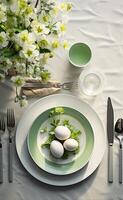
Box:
0;0;123;199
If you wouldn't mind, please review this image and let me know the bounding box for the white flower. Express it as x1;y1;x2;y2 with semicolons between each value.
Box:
31;21;49;36
24;5;33;16
39;12;51;24
51;39;60;49
16;30;36;46
0;3;6;12
0;4;7;22
11;75;25;87
0;32;8;49
42;53;50;64
16;62;26;73
51;5;59;16
6;59;13;67
9;2;18;12
24;18;31;28
19;99;28;107
60;3;72;12
20;45;39;61
63;40;69;49
37;35;49;48
55;22;67;36
18;0;27;11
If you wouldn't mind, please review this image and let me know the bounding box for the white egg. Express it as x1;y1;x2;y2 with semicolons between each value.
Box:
50;140;64;158
55;126;71;141
63;139;79;151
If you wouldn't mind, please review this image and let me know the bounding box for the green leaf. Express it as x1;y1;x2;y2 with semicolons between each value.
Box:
40;70;51;82
14;28;24;33
50;119;60;127
0;47;18;58
39;48;51;54
0;24;6;32
62;151;69;159
49;107;64;117
71;130;81;140
63;119;70;126
62;150;77;159
55;107;64;114
41;134;55;148
40;127;47;134
74;146;80;154
42;143;50;148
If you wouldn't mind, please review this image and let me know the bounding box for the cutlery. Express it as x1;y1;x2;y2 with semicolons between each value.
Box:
115;118;123;184
0;114;5;183
22;81;74;91
107;97;114;183
7;109;15;182
21;81;74;97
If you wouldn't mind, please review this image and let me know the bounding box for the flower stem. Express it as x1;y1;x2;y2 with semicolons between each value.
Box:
35;0;40;8
15;86;19;98
26;60;28;75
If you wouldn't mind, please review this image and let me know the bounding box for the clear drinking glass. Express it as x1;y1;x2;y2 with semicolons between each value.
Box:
78;70;105;96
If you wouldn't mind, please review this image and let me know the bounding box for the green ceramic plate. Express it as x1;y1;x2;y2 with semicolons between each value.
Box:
27;107;94;175
69;43;92;67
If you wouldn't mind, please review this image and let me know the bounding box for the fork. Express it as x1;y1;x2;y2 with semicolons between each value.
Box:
58;82;74;90
22;81;74;91
0;114;5;183
7;109;15;182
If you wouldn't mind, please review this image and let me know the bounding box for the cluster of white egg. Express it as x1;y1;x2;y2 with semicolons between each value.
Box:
50;125;79;158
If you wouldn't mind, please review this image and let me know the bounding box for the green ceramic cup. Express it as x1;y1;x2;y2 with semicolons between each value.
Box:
69;43;92;67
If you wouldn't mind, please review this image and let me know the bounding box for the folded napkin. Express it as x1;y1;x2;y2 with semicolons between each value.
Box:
21;79;61;97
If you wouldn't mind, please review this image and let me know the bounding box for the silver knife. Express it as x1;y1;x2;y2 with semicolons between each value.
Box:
107;97;114;183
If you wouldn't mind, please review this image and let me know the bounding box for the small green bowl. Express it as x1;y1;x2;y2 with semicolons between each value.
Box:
69;43;92;67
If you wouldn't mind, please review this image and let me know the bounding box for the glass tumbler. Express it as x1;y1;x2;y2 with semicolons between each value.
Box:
78;70;105;96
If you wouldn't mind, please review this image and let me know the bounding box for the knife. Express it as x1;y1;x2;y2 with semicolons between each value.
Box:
107;97;114;183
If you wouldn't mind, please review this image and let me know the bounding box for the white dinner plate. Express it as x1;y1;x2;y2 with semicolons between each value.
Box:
27;106;94;175
16;94;106;186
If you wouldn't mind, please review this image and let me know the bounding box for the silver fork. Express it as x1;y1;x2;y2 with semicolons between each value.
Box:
22;81;74;91
58;82;74;90
0;114;5;183
7;109;15;183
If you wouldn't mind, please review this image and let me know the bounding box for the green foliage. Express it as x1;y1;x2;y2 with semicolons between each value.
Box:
41;107;82;159
49;107;65;117
0;24;5;32
39;48;51;54
0;48;18;58
42;134;55;148
63;119;69;126
71;130;81;141
0;0;72;107
62;150;70;159
40;127;48;134
50;119;60;128
40;70;51;82
40;1;55;14
62;147;80;159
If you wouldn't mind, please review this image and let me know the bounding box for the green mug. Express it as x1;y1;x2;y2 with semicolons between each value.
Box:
69;43;92;67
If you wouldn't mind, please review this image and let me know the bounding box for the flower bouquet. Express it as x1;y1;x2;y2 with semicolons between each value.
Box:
0;0;72;106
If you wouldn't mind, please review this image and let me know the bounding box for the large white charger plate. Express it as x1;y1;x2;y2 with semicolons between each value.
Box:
16;94;106;186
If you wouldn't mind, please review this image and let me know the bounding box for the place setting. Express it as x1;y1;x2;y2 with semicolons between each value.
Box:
0;0;107;187
13;92;106;186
